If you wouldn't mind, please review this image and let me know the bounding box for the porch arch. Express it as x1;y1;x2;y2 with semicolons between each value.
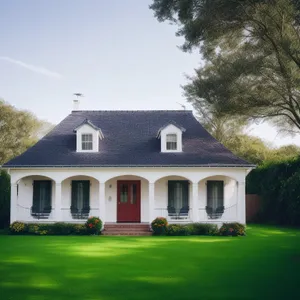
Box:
198;175;238;221
61;175;100;220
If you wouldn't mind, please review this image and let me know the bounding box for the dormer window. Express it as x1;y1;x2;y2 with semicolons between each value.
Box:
157;121;186;153
166;134;177;150
82;134;93;150
73;119;104;153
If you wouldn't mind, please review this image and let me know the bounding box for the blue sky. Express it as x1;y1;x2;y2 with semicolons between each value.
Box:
0;0;299;146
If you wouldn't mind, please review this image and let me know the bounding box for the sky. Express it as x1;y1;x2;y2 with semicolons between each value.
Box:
1;0;300;147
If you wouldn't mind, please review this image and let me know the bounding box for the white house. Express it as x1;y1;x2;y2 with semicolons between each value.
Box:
3;104;254;234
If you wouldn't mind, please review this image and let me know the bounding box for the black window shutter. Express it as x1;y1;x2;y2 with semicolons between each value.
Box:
168;181;175;208
82;181;90;209
217;181;224;207
71;181;78;212
44;181;52;211
182;181;189;208
207;181;213;208
32;181;40;213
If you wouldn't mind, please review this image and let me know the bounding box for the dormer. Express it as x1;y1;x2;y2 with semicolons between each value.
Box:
73;119;104;152
157;121;186;153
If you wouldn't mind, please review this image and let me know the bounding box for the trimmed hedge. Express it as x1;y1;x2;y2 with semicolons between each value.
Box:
154;222;244;236
247;157;300;226
9;218;102;235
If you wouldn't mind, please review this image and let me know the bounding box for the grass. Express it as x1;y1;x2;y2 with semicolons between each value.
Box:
0;225;299;300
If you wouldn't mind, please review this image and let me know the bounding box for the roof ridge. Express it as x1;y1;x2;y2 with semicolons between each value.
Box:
71;110;193;113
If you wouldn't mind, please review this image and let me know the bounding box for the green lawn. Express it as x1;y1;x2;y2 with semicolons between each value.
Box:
0;225;299;300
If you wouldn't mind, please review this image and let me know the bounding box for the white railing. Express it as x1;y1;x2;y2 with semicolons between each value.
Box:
17;204;55;222
198;204;238;222
16;205;99;223
154;208;192;222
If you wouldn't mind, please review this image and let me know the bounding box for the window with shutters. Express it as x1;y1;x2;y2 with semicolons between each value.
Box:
166;134;177;150
81;134;93;150
167;181;189;219
71;180;90;219
206;181;224;219
31;180;52;219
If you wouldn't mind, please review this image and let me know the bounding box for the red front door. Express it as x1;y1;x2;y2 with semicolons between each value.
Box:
117;180;141;222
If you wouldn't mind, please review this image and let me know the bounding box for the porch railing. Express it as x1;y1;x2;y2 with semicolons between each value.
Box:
198;204;238;222
154;208;192;221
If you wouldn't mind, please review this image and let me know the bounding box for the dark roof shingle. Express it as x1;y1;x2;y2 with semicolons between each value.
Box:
3;110;253;167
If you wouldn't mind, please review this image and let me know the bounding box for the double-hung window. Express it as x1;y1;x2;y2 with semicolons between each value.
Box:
168;181;189;218
206;181;224;219
82;134;93;150
32;180;52;218
71;180;90;219
166;134;177;150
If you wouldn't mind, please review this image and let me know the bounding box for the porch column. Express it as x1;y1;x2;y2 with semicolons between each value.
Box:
54;182;62;221
149;182;155;222
99;182;106;224
237;181;246;224
10;183;18;223
192;182;199;222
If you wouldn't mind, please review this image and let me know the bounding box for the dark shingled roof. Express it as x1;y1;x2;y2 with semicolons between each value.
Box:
3;110;253;168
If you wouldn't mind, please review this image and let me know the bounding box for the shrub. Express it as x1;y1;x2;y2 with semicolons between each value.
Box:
219;223;246;236
10;222;27;234
73;224;88;235
51;222;74;235
187;223;219;236
151;217;168;235
166;224;191;236
85;217;102;235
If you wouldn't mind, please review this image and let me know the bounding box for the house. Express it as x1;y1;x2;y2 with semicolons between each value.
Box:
3;103;254;233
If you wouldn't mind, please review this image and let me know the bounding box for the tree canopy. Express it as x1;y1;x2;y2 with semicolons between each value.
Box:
0;100;52;165
150;0;300;134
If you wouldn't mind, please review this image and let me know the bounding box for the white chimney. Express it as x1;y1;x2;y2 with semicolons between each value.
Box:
73;99;80;111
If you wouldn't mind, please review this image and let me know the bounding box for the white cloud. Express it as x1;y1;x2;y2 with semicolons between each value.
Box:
0;56;62;79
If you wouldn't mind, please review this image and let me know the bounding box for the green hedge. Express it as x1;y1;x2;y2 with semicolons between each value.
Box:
246;156;300;226
154;222;244;236
9;220;101;235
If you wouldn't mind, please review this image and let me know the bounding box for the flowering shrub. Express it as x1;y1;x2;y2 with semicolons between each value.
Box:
85;217;102;235
219;222;246;236
151;217;168;235
10;222;27;234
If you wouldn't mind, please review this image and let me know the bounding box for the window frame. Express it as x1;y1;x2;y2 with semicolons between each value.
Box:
166;133;178;151
206;180;224;219
167;180;189;219
31;180;52;218
71;180;90;219
81;133;93;151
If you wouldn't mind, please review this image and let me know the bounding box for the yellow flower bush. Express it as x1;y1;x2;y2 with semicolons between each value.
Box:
10;222;27;234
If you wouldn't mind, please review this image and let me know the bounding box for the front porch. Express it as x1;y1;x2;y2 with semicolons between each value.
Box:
10;169;246;226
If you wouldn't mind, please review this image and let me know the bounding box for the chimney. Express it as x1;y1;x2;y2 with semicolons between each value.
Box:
73;99;80;111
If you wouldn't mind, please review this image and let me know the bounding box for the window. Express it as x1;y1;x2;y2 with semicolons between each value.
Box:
168;181;189;218
32;180;52;218
81;134;93;150
166;134;177;150
71;180;90;219
206;181;224;219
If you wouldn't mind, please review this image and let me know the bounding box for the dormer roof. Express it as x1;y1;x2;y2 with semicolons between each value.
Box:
157;121;186;138
73;118;104;139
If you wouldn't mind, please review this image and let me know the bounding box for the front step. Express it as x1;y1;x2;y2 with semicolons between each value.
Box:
103;223;152;236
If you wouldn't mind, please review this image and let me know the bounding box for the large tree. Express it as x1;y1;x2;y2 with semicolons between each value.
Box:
0;100;52;165
150;0;300;134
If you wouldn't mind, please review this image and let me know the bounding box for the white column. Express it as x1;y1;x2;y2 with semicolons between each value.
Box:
99;182;106;224
237;181;246;224
55;182;62;221
149;182;155;222
10;183;18;223
192;183;199;222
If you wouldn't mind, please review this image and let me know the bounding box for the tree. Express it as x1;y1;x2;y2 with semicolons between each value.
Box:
0;100;52;165
150;0;300;134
